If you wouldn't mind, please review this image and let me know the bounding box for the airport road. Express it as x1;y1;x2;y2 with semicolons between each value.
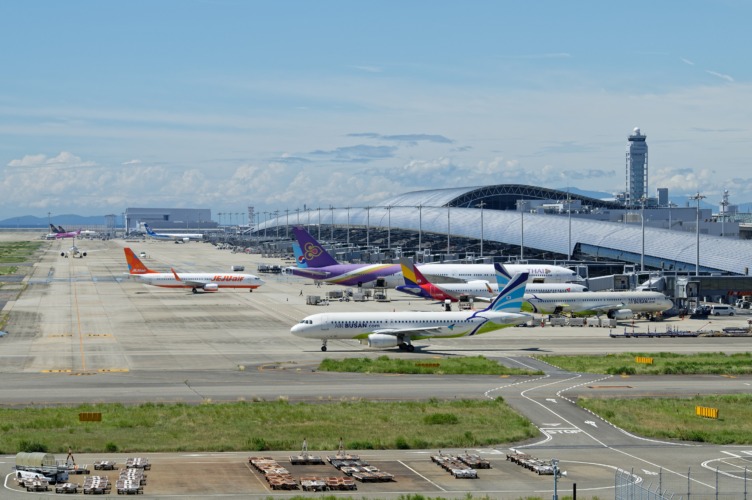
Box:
1;234;751;498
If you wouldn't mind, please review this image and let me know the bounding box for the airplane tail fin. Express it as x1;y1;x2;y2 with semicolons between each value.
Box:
494;262;514;287
291;226;339;267
124;247;157;274
57;225;65;232
484;272;529;313
143;223;156;236
399;257;421;287
50;224;62;233
292;242;308;268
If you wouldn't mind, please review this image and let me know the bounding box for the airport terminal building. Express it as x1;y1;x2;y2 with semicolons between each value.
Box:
256;184;752;279
124;208;216;234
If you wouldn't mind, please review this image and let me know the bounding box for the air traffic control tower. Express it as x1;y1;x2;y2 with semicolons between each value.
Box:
626;127;648;206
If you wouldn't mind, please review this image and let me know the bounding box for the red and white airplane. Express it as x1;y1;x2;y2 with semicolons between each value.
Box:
123;248;264;294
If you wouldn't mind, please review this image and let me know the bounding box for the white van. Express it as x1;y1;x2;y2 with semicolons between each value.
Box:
710;305;735;316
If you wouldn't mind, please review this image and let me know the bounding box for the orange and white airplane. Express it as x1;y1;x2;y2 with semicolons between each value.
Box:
123;247;264;294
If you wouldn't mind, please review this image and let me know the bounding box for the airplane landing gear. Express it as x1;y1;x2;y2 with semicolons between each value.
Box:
321;340;327;352
398;342;415;352
192;288;198;294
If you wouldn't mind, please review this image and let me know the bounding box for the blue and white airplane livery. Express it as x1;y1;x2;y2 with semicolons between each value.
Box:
291;272;531;352
143;223;203;242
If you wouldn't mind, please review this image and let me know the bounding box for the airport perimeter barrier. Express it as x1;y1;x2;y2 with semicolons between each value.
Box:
615;466;751;499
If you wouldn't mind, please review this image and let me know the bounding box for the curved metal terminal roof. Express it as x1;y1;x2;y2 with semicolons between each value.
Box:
379;184;624;211
259;184;752;276
262;205;752;276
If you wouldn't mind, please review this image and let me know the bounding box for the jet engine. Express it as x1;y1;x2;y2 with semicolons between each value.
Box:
203;284;219;292
366;333;401;349
608;309;633;320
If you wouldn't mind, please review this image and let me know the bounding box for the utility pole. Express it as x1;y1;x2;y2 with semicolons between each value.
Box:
689;192;706;276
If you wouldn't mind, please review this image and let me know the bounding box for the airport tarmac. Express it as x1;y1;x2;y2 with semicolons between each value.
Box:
1;234;751;499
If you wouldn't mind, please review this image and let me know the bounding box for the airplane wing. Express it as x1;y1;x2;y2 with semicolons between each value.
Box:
287;267;331;278
554;301;625;313
170;268;207;289
588;302;626;312
372;325;450;338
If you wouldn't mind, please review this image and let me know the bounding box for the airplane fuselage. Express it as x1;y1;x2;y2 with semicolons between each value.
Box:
526;291;673;315
133;273;263;289
288;263;403;288
434;281;588;300
291;310;530;341
416;263;577;284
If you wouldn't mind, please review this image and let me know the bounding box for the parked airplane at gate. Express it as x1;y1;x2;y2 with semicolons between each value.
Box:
291;272;531;352
123;247;264;293
143;223;203;242
522;289;673;319
55;229;81;239
416;261;578;284
289;226;578;289
397;259;588;302
287;227;403;288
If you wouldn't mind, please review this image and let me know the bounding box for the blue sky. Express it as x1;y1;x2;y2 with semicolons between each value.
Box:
1;0;751;220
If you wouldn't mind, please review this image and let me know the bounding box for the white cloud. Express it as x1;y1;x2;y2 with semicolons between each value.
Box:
706;70;734;82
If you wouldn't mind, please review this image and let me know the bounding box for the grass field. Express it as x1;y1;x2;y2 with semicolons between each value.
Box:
0;399;538;455
579;394;752;444
318;355;544;375
0;240;43;271
537;352;752;375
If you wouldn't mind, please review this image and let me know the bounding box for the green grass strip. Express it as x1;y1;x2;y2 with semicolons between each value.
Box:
0;399;537;454
579;394;752;444
537;352;752;375
319;355;543;375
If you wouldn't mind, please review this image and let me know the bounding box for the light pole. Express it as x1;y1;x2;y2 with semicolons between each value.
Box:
446;205;451;255
365;206;370;248
476;201;486;258
262;212;268;238
330;205;334;242
552;458;559;500
317;207;321;240
518;200;527;261
274;210;280;239
720;189;729;237
386;205;392;252
690;192;706;276
346;206;350;247
417;204;423;257
566;191;572;261
640;196;647;271
284;209;289;239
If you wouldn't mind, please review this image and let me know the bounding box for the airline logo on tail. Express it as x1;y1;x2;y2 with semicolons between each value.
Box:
123;248;157;274
292;242;308;268
479;271;529;314
291;227;339;267
303;242;325;261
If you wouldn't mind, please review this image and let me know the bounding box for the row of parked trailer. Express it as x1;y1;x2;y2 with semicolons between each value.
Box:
430;452;491;479
506;452;556;475
249;451;395;491
15;457;150;495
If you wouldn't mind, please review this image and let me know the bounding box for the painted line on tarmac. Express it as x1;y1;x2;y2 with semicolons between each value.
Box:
398;460;446;492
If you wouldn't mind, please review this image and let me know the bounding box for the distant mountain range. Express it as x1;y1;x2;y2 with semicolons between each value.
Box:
0;214;113;228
